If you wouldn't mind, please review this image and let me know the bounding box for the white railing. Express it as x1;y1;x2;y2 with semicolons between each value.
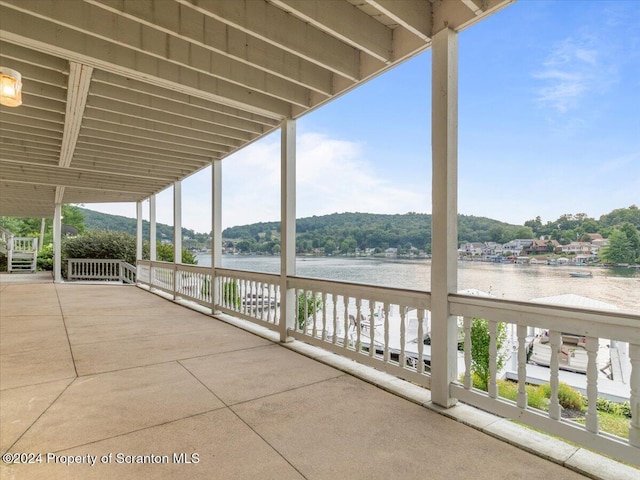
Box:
120;262;137;284
137;260;175;296
135;260;640;466
288;276;431;389
13;236;37;252
67;258;136;283
1;227;38;272
449;294;640;465
215;268;281;330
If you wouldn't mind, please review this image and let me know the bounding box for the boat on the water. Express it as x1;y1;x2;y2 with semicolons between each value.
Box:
569;271;592;278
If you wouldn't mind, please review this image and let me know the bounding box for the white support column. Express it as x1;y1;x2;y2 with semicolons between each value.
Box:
174;181;182;264
53;203;62;283
211;159;222;313
279;119;296;343
149;194;157;261
173;181;182;300
430;28;459;408
39;218;45;252
136;200;143;262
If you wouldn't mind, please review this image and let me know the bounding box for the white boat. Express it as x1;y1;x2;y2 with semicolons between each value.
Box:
347;306;434;367
242;293;279;309
569;271;592;278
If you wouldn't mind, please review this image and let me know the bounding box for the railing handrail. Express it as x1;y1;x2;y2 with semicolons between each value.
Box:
449;294;640;340
0;225;15;241
120;261;137;284
10;236;38;252
67;258;135;284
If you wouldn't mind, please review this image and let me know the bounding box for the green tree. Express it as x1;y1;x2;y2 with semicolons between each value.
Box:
489;225;506;243
513;226;535;239
470;318;507;391
62;205;86;234
601;229;633;264
620;222;640;261
155;242;198;264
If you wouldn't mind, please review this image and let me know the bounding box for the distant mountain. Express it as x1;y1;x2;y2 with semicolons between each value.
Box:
78;205;640;255
223;212;525;254
78;207;209;242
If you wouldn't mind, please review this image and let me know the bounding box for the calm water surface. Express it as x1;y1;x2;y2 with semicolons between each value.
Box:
196;254;640;313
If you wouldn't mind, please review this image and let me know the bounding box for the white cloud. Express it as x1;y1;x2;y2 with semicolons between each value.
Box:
221;132;427;229
533;37;601;114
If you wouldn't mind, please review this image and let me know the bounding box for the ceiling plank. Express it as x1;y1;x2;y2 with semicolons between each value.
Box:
432;0;514;34
364;0;432;42
80;117;236;153
78;126;228;157
1;1;313;108
88;0;334;96
0;6;291;118
0;160;168;193
89;81;264;135
270;0;392;63
91;70;278;128
178;0;361;81
82;108;244;148
84;97;256;142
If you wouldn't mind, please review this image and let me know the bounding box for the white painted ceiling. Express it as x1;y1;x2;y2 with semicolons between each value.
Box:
0;0;512;218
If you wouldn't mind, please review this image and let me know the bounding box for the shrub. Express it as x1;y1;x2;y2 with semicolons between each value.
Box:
557;383;585;410
297;291;323;330
539;382;584;411
63;230;138;264
497;380;549;411
497;379;518;401
592;397;632;418
526;384;550;411
37;243;54;270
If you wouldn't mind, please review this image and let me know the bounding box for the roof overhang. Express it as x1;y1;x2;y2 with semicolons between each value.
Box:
0;0;514;218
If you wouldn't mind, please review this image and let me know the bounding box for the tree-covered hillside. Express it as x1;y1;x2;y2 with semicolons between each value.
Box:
78;207;210;244
3;204;637;261
223;212;523;254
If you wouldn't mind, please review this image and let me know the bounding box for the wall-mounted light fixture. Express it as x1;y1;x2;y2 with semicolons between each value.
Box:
0;67;23;107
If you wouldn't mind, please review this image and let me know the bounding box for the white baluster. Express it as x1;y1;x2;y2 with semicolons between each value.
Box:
549;331;561;420
321;292;328;341
342;295;349;348
489;320;498;399
355;298;362;352
585;336;599;433
399;305;407;367
303;290;310;334
368;301;376;358
331;294;338;344
417;308;425;374
517;324;528;409
311;290;318;337
383;303;390;363
463;316;472;390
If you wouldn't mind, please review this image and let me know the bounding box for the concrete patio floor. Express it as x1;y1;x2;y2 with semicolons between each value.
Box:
0;273;635;479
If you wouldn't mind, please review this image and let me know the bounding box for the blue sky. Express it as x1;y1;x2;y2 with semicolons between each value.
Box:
89;1;640;233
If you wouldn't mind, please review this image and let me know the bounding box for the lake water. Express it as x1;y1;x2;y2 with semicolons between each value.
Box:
196;254;640;313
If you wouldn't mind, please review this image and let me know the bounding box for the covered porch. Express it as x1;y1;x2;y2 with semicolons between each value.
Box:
1;0;639;476
1;274;632;480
